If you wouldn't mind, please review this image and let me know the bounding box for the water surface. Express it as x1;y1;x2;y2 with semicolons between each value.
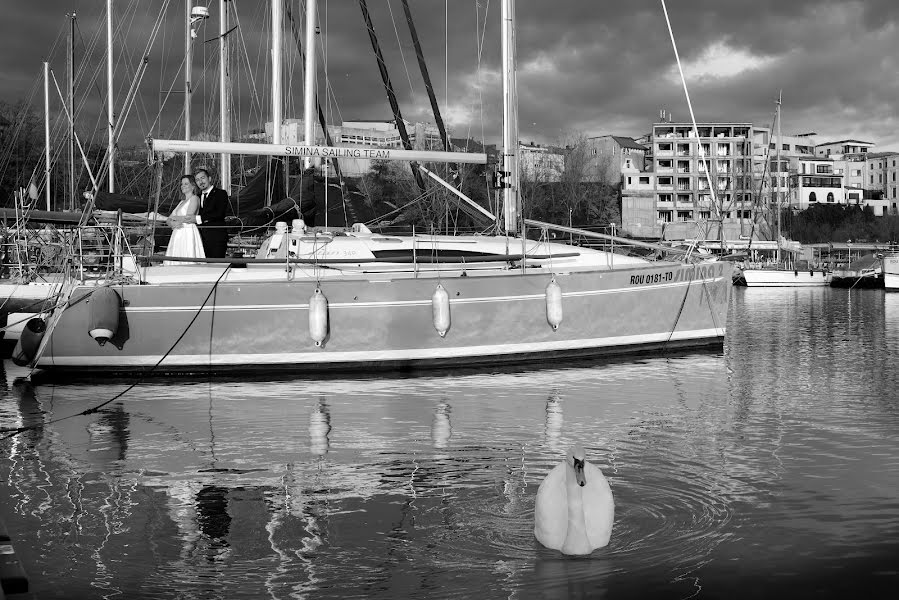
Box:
2;287;898;598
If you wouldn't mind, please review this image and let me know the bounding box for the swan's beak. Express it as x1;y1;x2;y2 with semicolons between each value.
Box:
573;457;586;487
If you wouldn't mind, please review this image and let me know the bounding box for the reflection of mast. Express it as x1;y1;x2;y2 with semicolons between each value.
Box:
544;393;563;450
775;90;783;265
309;398;331;456
431;401;452;449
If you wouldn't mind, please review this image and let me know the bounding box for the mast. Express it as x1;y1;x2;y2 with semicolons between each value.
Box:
43;62;51;211
107;0;115;192
302;0;317;169
270;0;283;207
501;0;519;234
68;12;76;210
184;0;192;174
775;90;782;265
219;0;231;194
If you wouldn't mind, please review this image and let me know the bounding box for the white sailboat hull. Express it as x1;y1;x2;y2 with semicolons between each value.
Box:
884;256;899;291
741;268;831;287
33;255;733;376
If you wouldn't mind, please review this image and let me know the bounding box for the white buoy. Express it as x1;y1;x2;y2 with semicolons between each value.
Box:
432;284;451;337
545;277;563;330
309;288;329;346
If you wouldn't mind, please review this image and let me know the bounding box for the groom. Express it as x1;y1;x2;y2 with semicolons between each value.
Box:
194;168;230;258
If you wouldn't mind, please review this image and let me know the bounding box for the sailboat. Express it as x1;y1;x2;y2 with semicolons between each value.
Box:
741;93;830;287
884;252;899;291
18;0;733;376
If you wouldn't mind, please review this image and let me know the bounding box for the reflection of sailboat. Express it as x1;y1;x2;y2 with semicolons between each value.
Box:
430;401;452;449
544;393;564;451
28;0;732;377
309;397;331;457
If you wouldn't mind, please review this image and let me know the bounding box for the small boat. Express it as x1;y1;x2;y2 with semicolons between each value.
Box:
884;253;899;291
829;254;883;289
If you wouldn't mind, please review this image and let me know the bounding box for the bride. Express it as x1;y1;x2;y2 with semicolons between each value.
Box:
163;174;206;265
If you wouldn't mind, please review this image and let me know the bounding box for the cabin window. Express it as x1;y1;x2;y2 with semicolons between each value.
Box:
809;192;817;203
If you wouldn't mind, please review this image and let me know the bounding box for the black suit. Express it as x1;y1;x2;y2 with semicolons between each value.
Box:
198;186;229;258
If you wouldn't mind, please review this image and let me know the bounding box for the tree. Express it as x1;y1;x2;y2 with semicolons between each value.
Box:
0;100;43;207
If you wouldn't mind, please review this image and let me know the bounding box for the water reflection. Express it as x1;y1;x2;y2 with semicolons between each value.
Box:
543;393;563;451
309;397;331;457
2;290;899;599
431;401;452;449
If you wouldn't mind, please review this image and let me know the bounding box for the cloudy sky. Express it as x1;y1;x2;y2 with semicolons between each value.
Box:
3;0;899;152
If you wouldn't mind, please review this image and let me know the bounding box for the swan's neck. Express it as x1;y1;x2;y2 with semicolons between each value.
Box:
563;465;590;553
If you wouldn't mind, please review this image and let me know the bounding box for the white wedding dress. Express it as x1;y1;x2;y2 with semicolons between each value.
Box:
164;197;206;265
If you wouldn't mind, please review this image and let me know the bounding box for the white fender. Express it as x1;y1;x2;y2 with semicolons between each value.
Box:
88;287;121;345
432;284;451;337
308;288;329;347
546;277;563;330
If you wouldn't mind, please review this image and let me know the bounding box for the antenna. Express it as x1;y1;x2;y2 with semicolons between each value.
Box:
189;5;209;38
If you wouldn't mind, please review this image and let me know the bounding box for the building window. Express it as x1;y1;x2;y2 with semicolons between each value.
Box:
658;177;672;185
658;194;672;203
852;169;861;176
677;210;693;221
827;192;835;202
658;143;672;151
639;176;650;184
658;210;672;222
627;177;632;185
700;211;711;219
782;144;790;151
816;164;832;174
809;192;817;203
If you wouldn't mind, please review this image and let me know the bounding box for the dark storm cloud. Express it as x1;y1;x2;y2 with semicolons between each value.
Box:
3;0;898;151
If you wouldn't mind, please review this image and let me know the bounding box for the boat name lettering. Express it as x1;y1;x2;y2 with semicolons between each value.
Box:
284;146;392;159
630;264;722;286
630;272;673;285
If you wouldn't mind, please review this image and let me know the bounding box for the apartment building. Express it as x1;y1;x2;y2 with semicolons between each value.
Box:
621;122;755;240
815;139;874;158
866;152;899;215
586;135;647;184
790;158;844;210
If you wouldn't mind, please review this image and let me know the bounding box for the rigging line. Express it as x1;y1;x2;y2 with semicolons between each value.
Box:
747;104;779;252
659;0;718;223
232;6;265;126
358;0;427;192
386;0;418;99
1;267;234;440
664;264;696;347
113;2;170;143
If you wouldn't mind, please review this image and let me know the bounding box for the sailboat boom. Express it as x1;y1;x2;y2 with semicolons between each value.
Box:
150;139;487;164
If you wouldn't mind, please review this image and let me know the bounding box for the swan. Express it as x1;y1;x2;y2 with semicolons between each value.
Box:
534;445;614;555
